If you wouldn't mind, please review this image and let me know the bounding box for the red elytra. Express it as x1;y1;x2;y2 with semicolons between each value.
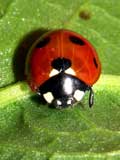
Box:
26;29;101;91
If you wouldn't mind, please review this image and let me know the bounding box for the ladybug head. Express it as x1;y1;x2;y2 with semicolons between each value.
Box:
37;72;93;109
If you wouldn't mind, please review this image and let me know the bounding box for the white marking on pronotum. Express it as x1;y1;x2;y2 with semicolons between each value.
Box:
57;100;62;106
74;90;85;101
67;99;72;105
63;77;73;94
65;68;76;76
49;69;59;77
43;92;54;103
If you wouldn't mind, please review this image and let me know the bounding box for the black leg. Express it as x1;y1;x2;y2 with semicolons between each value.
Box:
89;87;94;107
36;88;41;96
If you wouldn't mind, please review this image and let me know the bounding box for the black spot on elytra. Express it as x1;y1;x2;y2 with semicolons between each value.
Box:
69;36;85;46
51;58;71;71
36;36;50;48
93;57;98;68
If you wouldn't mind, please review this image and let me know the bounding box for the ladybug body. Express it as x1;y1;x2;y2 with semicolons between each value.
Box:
26;29;101;108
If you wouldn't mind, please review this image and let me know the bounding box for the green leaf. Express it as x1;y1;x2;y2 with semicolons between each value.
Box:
0;0;120;159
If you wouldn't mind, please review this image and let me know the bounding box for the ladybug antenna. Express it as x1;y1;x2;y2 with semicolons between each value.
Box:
89;87;94;108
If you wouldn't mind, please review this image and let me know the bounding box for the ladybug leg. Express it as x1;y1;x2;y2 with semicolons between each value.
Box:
36;88;41;96
89;87;94;108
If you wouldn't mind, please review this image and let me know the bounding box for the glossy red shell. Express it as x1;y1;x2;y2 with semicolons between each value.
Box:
26;29;101;91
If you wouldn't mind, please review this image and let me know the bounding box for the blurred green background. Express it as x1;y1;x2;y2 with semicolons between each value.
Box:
0;0;120;159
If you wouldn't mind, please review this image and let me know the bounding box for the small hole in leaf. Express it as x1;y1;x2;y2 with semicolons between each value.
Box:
79;10;91;20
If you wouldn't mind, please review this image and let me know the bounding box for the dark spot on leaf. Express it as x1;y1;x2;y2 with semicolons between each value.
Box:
36;36;50;48
69;36;85;45
79;10;91;20
93;57;98;68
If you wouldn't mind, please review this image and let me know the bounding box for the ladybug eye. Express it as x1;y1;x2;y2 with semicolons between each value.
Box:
69;36;85;45
36;37;50;48
93;57;98;68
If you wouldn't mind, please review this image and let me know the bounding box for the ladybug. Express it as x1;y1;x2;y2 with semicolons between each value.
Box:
25;29;101;108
